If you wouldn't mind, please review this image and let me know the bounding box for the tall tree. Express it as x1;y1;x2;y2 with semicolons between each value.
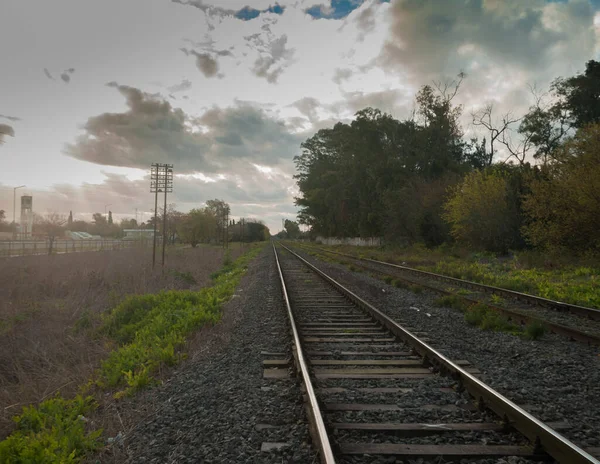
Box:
554;60;600;129
108;211;113;225
68;210;73;228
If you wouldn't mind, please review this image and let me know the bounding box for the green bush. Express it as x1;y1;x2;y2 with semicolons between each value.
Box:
383;275;393;284
464;304;486;326
0;396;101;463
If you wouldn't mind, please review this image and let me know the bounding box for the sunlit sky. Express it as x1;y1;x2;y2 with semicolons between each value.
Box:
1;0;599;232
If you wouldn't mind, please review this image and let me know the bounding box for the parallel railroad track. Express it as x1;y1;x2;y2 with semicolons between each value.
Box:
273;242;600;463
290;243;600;346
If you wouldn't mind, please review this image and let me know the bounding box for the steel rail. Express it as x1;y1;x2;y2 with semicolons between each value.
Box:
272;243;336;464
279;243;599;464
297;244;600;321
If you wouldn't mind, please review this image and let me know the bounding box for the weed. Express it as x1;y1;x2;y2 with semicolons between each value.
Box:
348;265;356;272
464;304;487;326
524;321;547;340
0;395;102;462
393;279;407;289
455;288;472;296
489;294;505;306
383;275;393;285
434;295;466;310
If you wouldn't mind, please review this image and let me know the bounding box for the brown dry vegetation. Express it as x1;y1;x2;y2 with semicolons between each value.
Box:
0;244;243;438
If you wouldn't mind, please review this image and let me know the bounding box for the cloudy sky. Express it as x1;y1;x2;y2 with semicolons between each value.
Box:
1;0;599;232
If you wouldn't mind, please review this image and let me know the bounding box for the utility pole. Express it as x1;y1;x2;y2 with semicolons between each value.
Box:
12;185;25;240
150;163;174;269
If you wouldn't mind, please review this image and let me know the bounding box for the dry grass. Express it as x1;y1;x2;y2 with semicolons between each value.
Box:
0;244;243;438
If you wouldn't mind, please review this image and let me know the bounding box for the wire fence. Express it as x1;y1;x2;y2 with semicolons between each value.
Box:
0;239;154;258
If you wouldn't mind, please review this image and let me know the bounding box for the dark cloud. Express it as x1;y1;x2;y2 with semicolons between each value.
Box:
181;48;220;78
43;68;54;80
379;0;597;84
332;67;353;84
60;68;75;83
0;124;15;144
168;79;192;93
251;34;294;83
64;83;302;173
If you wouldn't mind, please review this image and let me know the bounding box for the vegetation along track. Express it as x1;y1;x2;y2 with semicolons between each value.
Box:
291;243;600;346
273;242;600;464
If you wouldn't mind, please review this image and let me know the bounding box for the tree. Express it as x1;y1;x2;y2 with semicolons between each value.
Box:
178;208;217;247
36;213;67;254
471;103;521;166
92;213;107;225
206;199;230;243
284;219;301;239
553;60;600;129
443;168;525;253
522;123;600;252
120;218;138;229
68;211;73;228
108;211;113;225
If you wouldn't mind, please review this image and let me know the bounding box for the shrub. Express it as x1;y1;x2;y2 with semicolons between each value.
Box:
0;396;101;463
383;275;393;284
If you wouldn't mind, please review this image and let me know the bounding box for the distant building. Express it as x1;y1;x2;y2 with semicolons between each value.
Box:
123;229;156;241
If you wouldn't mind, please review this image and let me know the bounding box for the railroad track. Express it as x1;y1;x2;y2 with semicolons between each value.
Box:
289;243;600;346
273;242;600;463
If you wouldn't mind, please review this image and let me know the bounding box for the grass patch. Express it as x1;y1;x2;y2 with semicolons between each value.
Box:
393;279;407;289
524;321;547;340
0;395;101;463
382;275;393;285
464;303;519;333
489;294;505;306
434;295;467;310
302;243;600;309
0;244;263;462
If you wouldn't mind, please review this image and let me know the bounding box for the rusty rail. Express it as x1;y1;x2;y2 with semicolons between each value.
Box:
273;243;336;463
279;243;599;464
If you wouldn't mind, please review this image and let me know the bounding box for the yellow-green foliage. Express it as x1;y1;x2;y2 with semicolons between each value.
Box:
522;123;600;252
443;170;517;253
99;245;262;396
0;244;263;463
302;242;599;309
0;396;101;463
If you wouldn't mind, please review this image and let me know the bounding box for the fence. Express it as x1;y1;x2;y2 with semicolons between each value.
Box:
0;239;149;258
314;236;384;247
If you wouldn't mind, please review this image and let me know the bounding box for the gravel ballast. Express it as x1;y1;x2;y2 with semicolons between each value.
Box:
289;245;600;453
118;246;316;463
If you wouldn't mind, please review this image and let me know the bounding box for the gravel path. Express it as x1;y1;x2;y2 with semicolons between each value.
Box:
116;246;316;463
289;245;600;453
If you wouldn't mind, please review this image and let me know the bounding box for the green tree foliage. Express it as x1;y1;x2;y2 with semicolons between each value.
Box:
108;211;113;225
554;60;600;129
522;123;600;252
120;218;138;229
178;208;217;247
443;168;526;253
294;78;478;241
284;219;301;239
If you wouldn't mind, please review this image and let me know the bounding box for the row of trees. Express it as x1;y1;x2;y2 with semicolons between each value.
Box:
295;60;600;254
1;198;270;246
